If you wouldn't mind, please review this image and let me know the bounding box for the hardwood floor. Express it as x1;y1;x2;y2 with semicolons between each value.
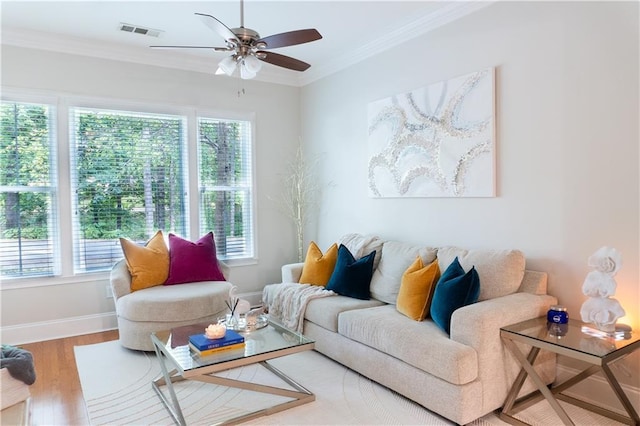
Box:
16;330;119;426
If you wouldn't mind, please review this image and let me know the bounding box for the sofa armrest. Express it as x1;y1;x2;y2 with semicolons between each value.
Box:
449;292;557;413
218;260;230;281
281;262;304;283
450;292;557;349
519;270;548;295
110;259;132;301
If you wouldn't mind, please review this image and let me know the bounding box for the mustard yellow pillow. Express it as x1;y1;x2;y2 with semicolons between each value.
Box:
299;242;338;286
396;257;441;321
120;230;170;291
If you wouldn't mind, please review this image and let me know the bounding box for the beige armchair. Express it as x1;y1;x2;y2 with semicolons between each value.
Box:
110;260;233;351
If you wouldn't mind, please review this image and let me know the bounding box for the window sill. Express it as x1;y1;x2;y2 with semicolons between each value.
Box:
1;271;111;290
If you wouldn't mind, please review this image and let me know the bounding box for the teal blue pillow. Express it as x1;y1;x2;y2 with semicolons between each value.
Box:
326;244;375;300
430;257;480;334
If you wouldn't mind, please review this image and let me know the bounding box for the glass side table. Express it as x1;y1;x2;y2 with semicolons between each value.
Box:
500;317;640;426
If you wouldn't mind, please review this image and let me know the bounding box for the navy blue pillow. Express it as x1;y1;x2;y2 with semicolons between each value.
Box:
430;257;480;334
326;244;376;300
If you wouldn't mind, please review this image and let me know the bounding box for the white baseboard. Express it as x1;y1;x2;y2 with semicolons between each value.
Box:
556;363;640;416
1;313;118;345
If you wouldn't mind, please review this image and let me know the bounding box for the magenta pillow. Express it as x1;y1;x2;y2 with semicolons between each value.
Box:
164;232;226;285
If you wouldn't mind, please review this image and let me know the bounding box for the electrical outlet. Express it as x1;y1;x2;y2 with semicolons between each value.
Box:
105;285;113;299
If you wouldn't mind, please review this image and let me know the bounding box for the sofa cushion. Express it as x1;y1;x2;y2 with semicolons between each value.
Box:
396;258;441;321
120;230;170;292
165;232;225;285
326;245;376;300
338;233;384;271
369;241;438;304
304;295;385;332
299;242;338;286
430;258;480;334
116;281;232;322
338;305;478;385
437;246;525;301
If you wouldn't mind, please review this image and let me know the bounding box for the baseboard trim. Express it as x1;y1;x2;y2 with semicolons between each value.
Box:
2;313;118;345
556;363;640;416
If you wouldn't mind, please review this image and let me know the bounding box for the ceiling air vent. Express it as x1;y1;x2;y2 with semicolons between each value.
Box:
118;23;163;38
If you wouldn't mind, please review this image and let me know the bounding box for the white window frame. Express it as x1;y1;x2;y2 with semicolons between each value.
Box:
1;89;258;289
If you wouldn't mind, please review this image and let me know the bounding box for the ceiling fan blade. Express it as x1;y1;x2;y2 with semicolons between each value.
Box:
150;45;231;52
259;51;311;72
257;29;322;49
195;12;238;44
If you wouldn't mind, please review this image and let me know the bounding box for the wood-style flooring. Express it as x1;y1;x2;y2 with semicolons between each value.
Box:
14;330;119;426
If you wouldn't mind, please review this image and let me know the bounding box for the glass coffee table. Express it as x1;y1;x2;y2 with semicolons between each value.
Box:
151;319;315;425
500;316;640;426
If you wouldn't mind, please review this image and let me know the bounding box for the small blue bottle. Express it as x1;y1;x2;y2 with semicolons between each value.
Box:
547;305;568;324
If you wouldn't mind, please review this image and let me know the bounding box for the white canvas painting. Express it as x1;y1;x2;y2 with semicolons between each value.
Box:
368;68;495;198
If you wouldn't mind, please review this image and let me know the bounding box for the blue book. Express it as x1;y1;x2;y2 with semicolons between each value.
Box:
189;329;245;351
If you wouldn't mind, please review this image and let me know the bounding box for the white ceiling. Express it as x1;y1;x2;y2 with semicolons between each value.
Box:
1;1;492;86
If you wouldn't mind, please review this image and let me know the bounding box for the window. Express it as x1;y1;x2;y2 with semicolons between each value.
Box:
0;94;256;283
0;101;58;278
69;107;188;273
198;117;253;259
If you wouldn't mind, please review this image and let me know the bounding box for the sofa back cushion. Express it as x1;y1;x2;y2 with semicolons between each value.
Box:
338;233;384;271
437;246;525;301
369;241;438;304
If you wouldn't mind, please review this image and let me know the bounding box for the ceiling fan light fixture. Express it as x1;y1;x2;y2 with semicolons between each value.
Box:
218;55;238;76
243;55;262;74
240;63;257;80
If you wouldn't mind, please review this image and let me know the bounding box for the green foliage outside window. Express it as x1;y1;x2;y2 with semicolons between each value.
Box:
0;103;51;239
73;109;187;243
1;100;254;278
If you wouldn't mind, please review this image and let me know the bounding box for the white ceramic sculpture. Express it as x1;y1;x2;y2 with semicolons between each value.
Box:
579;246;625;333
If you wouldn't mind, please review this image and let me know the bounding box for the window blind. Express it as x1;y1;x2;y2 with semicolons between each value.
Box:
198;117;254;259
0;101;58;278
69;107;188;273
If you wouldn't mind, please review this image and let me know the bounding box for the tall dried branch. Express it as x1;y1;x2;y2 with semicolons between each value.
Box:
275;145;320;262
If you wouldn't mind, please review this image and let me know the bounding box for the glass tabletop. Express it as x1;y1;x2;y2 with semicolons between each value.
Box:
501;317;640;359
151;319;314;372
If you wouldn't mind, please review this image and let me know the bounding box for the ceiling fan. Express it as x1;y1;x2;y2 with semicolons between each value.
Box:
151;0;322;80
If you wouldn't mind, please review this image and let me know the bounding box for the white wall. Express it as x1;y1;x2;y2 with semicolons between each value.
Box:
1;46;301;340
301;0;639;393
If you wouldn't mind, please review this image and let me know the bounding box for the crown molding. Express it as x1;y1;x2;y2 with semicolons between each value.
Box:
2;1;493;88
1;27;301;87
299;1;495;86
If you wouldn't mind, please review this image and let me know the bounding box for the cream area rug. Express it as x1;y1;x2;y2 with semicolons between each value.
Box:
75;341;624;426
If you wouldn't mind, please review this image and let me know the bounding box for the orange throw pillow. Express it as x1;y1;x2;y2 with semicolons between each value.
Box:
120;230;170;291
299;241;338;286
396;257;441;321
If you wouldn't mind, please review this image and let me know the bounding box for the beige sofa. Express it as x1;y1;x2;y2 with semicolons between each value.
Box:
110;260;233;351
270;235;557;425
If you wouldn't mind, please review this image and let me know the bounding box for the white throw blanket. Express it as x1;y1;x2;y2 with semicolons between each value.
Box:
262;283;336;333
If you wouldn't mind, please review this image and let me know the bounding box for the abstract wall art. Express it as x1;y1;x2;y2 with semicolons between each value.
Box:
367;68;495;198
